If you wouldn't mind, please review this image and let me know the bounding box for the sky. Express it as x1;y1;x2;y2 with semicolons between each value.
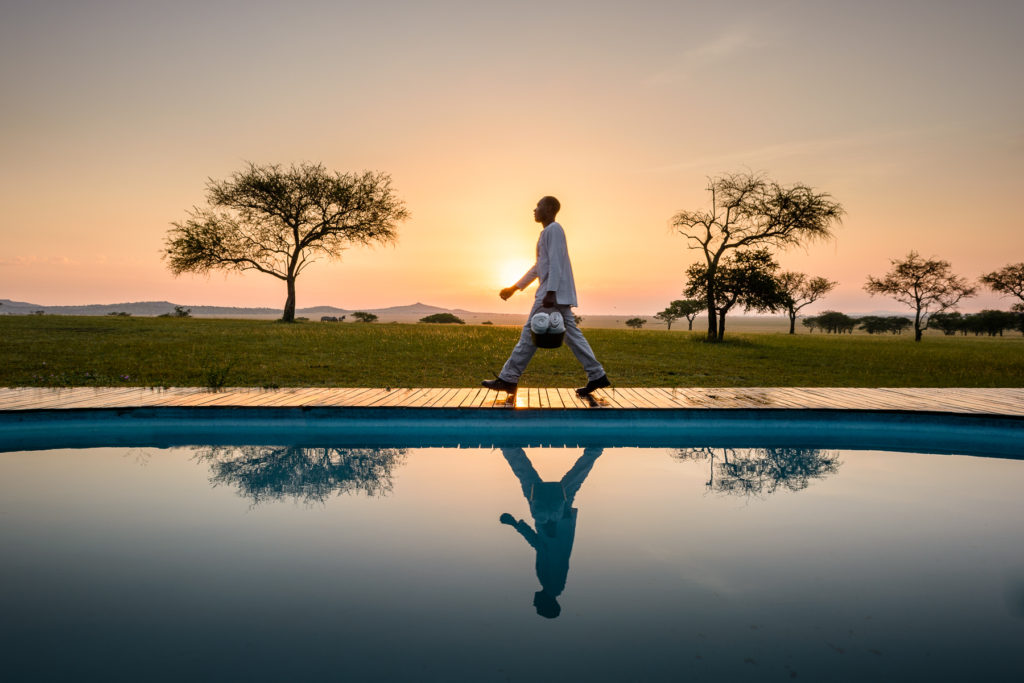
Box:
1;0;1022;315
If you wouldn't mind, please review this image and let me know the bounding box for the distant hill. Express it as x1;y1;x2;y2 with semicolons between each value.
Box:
0;298;918;330
0;299;489;321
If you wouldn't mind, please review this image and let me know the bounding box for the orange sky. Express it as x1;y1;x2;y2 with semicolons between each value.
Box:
1;1;1022;314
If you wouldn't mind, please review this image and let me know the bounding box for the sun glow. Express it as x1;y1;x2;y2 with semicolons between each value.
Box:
498;258;534;289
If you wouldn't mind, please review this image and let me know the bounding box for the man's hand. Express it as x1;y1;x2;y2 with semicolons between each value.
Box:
542;291;557;307
500;286;517;301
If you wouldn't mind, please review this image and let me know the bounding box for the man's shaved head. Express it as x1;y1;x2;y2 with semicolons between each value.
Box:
539;196;560;216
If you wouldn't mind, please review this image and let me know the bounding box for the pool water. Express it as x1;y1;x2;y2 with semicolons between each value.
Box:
1;441;1023;681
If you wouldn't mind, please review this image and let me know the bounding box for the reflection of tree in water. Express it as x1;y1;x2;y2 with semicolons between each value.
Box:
193;446;407;503
672;447;840;497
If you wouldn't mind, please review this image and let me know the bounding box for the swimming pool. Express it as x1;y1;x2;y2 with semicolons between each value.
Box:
1;411;1022;681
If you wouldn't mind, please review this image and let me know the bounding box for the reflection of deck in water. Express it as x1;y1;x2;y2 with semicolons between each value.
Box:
1;386;1022;415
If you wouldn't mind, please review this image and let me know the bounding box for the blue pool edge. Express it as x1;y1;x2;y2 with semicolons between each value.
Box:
1;407;1021;458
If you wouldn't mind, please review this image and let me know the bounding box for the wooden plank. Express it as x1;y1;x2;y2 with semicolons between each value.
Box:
795;387;873;411
457;387;485;407
18;387;131;409
642;387;693;409
545;387;565;409
650;387;702;408
22;387;124;409
882;387;1021;415
644;387;688;408
403;388;441;408
336;388;388;407
422;387;456;408
293;387;346;406
538;387;552;409
917;387;1023;411
555;388;584;409
616;387;660;409
363;388;415;408
351;388;400;407
372;388;420;407
591;387;627;408
648;387;693;408
311;387;373;406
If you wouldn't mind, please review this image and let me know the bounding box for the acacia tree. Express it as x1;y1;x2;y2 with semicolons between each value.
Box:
684;248;786;340
625;317;647;329
194;446;407;504
777;272;837;334
980;262;1024;312
864;252;976;342
164;163;409;322
671;172;843;341
654;299;703;330
671;447;840;497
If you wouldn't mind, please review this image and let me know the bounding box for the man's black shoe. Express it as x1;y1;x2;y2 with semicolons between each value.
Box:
576;374;610;397
482;378;518;393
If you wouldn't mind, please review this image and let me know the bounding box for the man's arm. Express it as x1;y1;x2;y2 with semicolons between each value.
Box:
500;513;540;550
501;264;538;300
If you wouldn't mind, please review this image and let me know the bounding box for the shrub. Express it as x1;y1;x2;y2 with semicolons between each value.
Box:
419;312;465;324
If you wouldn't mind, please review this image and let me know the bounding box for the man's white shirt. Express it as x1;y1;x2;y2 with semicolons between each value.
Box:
514;221;579;306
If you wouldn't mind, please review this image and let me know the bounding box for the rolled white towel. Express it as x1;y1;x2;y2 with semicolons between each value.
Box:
530;312;551;334
547;311;565;333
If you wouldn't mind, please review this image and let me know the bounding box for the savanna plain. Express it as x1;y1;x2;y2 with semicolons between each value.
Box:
2;316;1021;389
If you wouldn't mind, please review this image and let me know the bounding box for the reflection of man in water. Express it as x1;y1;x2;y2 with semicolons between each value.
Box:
498;447;603;619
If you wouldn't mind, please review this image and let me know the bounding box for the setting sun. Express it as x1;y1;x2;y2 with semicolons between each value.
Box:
499;258;535;289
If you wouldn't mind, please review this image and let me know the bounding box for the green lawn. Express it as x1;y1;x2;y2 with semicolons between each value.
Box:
1;316;1022;388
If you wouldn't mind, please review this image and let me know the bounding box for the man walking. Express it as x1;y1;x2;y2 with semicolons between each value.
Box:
482;196;610;397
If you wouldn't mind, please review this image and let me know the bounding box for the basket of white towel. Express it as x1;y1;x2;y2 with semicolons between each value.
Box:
530;310;566;349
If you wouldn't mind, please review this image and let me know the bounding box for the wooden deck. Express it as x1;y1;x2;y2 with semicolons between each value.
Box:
1;387;1022;416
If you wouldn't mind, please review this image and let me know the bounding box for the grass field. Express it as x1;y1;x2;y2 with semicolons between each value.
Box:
1;316;1021;388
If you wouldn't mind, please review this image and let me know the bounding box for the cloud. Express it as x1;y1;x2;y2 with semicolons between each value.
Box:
644;27;763;86
643;125;956;174
0;255;78;267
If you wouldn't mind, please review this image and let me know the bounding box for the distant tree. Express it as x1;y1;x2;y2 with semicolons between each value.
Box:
963;310;1018;337
482;320;493;325
625;317;647;329
865;252;976;341
573;314;584;326
856;316;887;334
352;311;378;323
857;315;911;335
802;316;820;333
654;299;703;331
671;171;843;341
671;447;840;497
928;312;963;336
107;311;131;317
776;272;837;334
194;446;407;504
685;248;786;340
980;263;1024;310
652;307;680;330
159;306;192;318
886;316;912;334
812;311;856;334
419;312;465;324
164;162;409;322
